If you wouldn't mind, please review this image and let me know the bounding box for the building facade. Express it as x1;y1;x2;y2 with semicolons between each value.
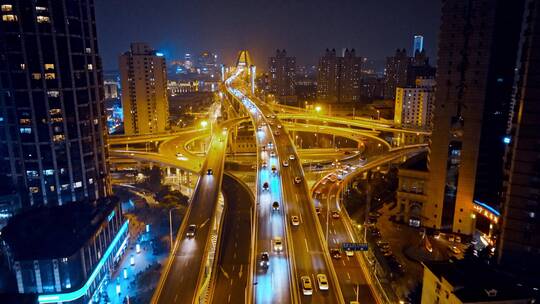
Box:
384;48;409;99
1;199;129;304
119;43;169;135
268;49;296;102
497;0;540;273
317;48;362;103
0;0;110;211
426;0;525;234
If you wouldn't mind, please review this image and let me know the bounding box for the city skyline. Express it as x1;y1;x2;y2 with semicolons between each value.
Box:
95;0;441;69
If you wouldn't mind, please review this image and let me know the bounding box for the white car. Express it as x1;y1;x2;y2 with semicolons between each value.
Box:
282;160;289;167
289;154;295;160
301;276;313;295
273;237;283;252
291;215;300;226
277;124;282;129
345;250;354;257
294;176;302;184
317;274;329;290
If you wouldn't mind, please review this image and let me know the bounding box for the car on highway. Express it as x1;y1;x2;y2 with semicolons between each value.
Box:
301;276;313;295
449;245;461;254
330;248;342;259
290;215;300;226
257;126;262;132
317;274;329;290
273;237;283;252
271;165;277;174
289;154;295;160
186;224;197;238
270;151;276;157
282;160;289;167
277;124;282;129
261;145;266;152
259;252;269;268
262;161;267;168
274;130;280;136
331;210;340;219
207;168;213;175
271;114;276;119
272;201;280;211
263;182;269;191
345;250;354;257
294;176;302;184
315;207;321;215
267;141;273;149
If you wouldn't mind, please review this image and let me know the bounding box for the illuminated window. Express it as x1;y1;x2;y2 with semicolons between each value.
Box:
50;117;63;123
2;14;18;22
85;47;91;54
35;6;47;12
44;72;55;79
47;90;59;97
44;63;54;70
32;73;41;80
20;63;25;70
53;134;64;142
26;170;38;177
49;185;55;191
43;169;54;176
19;127;31;134
87;64;93;70
73;181;82;188
19;118;31;124
49;108;61;115
61;184;69;190
88;178;94;184
36;15;49;23
1;4;13;12
29;187;39;193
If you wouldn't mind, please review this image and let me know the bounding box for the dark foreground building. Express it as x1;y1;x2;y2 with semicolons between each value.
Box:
0;198;128;304
0;0;110;215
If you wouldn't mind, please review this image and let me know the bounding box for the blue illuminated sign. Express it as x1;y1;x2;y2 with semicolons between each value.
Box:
342;242;368;251
503;136;511;144
107;210;115;222
155;52;164;57
38;220;129;303
473;200;501;217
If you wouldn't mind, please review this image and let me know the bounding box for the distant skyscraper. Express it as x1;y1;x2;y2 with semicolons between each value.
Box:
413;35;424;55
268;49;296;100
197;51;218;75
119;43;169;135
497;0;540;272
0;0;110;211
317;48;362;103
426;0;525;235
384;49;410;99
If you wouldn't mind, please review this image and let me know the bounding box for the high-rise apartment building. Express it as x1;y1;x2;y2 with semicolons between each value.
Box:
394;79;435;130
413;35;424;55
497;0;540;272
268;49;296;99
197;51;218;75
317;48;361;103
119;43;169;135
384;48;410;99
426;0;525;235
0;0;110;212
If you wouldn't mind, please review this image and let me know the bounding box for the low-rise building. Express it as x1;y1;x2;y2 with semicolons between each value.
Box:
0;198;129;304
421;260;535;304
396;152;429;227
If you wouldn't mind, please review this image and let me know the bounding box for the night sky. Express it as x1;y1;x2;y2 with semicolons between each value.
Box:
95;0;441;71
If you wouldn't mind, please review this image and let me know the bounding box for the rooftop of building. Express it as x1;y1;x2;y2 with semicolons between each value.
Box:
0;293;37;304
1;197;119;261
400;151;427;171
425;260;535;302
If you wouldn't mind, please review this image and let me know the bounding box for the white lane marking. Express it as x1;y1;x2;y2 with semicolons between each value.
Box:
228;294;231;303
304;238;309;252
347;272;351;280
200;218;210;228
342;259;346;266
174;294;178;302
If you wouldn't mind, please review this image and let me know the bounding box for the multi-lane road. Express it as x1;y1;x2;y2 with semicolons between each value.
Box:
228;77;344;303
152;124;228;304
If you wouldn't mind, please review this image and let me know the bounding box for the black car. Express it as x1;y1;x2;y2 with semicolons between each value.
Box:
207;168;213;175
330;248;342;259
272;201;280;211
263;182;269;191
260;252;270;268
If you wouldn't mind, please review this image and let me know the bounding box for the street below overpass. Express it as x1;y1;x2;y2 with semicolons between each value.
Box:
211;173;254;304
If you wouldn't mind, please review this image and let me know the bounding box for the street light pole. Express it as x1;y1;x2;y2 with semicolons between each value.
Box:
169;206;182;252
